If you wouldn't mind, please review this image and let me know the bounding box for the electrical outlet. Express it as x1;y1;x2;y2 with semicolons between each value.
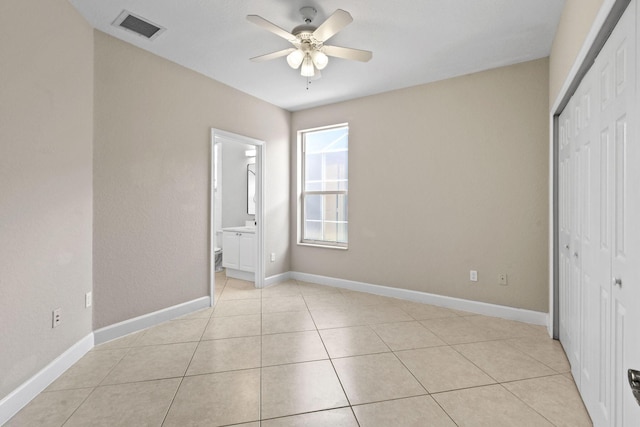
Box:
85;292;92;308
470;270;478;282
52;309;61;328
499;273;508;286
270;252;276;262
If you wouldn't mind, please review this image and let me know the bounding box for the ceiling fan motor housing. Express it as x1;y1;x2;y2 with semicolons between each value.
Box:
299;7;317;24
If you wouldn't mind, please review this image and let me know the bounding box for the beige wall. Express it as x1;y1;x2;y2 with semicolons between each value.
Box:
549;0;605;105
93;32;291;329
0;0;94;399
291;58;550;312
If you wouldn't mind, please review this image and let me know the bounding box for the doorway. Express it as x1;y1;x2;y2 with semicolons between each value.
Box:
210;129;265;306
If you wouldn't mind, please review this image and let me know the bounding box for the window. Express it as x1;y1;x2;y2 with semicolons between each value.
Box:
300;124;348;247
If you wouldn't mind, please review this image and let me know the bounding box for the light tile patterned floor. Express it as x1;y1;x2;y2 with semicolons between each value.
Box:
7;273;593;426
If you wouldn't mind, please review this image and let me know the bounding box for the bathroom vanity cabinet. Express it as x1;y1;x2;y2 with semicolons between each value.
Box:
222;228;255;279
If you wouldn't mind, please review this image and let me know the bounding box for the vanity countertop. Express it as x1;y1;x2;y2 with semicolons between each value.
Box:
222;226;256;234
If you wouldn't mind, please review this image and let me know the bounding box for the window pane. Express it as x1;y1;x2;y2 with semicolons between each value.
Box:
324;151;348;191
304;195;323;221
306;127;348;154
303;194;348;243
304;221;322;241
337;223;348;243
305;152;322;190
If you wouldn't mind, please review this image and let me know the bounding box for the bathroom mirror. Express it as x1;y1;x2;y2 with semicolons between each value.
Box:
247;163;256;215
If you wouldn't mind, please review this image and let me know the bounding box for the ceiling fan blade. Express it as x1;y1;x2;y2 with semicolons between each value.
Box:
313;9;353;42
323;45;372;62
250;48;296;62
247;15;296;42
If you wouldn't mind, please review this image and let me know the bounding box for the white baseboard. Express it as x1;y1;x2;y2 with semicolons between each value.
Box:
94;296;210;345
1;296;211;424
224;268;255;282
264;271;292;287
290;272;549;326
0;333;94;426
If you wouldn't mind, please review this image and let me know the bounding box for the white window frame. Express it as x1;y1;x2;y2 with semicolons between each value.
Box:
298;123;349;249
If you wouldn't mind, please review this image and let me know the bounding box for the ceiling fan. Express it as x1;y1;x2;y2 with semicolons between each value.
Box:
247;7;372;79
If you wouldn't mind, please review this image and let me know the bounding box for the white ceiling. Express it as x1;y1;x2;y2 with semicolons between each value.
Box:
69;0;565;112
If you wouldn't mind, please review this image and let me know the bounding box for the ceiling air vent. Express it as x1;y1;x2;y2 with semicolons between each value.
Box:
112;10;165;40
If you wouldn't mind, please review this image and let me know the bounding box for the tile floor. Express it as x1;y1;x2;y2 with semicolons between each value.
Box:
7;274;593;426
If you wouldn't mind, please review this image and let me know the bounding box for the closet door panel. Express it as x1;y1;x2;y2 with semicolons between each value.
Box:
610;4;640;423
558;106;575;367
558;3;640;425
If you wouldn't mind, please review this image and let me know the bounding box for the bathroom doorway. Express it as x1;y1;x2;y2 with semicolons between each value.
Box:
210;129;265;306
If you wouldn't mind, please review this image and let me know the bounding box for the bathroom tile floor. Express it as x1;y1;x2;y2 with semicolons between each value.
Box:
7;274;593;426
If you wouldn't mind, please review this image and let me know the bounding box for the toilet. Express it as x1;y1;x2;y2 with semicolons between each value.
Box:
214;230;223;272
214;247;223;272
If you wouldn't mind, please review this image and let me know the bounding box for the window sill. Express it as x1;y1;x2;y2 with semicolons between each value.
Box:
298;242;348;250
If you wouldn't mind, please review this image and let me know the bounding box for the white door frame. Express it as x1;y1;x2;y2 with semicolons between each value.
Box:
210;128;265;306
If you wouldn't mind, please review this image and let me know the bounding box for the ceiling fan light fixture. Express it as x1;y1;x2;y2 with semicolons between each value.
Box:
286;49;305;69
247;9;372;81
311;50;328;70
301;54;315;77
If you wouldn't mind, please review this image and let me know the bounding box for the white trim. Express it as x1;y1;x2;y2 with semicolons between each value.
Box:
93;296;210;345
210;129;266;298
224;268;255;282
264;271;292;286
297;242;348;250
549;0;617;337
550;0;617;114
290;272;548;326
0;333;94;425
549;114;556;337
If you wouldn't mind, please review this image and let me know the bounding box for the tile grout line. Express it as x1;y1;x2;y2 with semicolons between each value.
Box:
442;334;575;426
159;377;185;426
297;279;361;427
257;406;353;424
500;338;572;375
59;387;97;427
363;305;455;416
495;382;560;427
163;274;224;426
449;336;563;383
59;338;143;426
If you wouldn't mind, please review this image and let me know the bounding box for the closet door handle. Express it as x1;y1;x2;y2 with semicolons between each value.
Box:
614;277;622;288
574;252;579;259
565;244;570;250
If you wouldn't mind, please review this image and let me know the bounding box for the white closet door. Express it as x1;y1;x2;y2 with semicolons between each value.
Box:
595;3;640;424
558;100;576;375
576;63;602;414
610;2;640;424
558;2;640;425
